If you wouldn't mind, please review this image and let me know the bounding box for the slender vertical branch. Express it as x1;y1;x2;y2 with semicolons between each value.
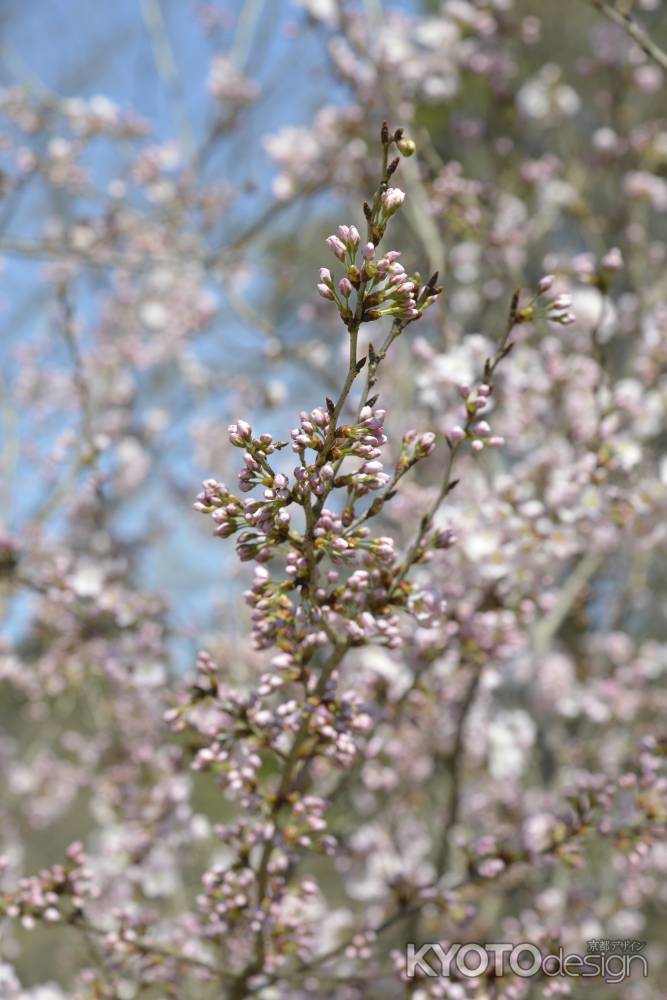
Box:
394;292;519;589
583;0;667;72
141;0;196;160
228;640;350;999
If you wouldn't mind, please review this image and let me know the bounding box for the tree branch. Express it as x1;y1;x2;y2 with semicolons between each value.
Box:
584;0;667;73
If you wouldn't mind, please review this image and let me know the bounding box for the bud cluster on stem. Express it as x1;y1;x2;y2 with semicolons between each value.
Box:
186;127;574;991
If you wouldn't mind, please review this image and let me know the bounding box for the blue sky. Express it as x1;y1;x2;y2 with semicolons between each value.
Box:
0;0;416;659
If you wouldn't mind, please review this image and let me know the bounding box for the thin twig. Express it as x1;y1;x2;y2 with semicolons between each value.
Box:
433;663;484;878
75;918;233;980
394;292;519;590
531;551;603;657
141;0;196;160
228;641;350;999
584;0;667;73
230;0;265;71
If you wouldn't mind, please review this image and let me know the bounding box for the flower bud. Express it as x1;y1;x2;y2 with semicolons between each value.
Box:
228;420;252;445
601;247;623;271
434;528;457;549
416;431;436;455
326;235;346;260
381;187;406;215
473;421;491;437
550;293;572;310
397;137;416;157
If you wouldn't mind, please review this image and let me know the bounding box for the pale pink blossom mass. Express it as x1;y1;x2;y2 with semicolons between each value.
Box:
1;2;666;997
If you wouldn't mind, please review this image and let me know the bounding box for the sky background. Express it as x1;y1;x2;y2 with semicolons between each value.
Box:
0;1;421;662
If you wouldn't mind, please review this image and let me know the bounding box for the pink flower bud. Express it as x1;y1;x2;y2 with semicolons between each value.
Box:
317;283;334;300
601;247;623;271
363;242;375;258
417;432;436;454
381;187;406;214
228;420;251;444
319;267;332;284
473;421;491;436
326;235;346;260
338;277;353;298
434;528;457;548
550;293;572;310
538;274;555;293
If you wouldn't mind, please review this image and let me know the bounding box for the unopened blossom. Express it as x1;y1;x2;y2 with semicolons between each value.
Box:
325;234;346;260
601;246;623;271
380;186;406;216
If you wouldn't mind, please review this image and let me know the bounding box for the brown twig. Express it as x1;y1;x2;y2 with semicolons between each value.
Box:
584;0;667;73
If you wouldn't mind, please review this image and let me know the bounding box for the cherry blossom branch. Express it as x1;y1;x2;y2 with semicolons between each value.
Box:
78;917;234;980
392;291;520;590
584;0;667;73
261;757;666;992
140;0;195;159
228;640;350;999
433;661;485;879
189;122;447;992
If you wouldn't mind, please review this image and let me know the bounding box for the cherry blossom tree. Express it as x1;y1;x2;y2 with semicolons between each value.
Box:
1;2;666;998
